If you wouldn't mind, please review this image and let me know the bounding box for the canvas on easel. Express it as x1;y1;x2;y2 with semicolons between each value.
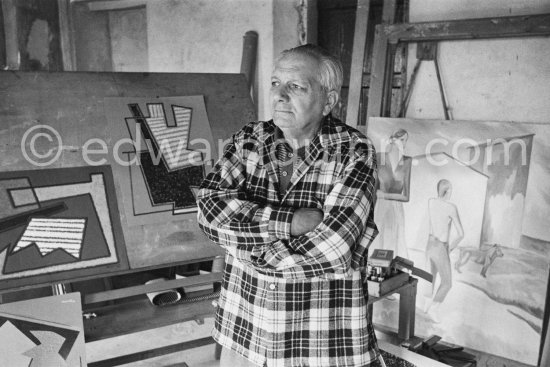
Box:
365;117;550;365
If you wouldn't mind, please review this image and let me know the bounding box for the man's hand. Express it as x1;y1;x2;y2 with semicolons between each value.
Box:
290;208;323;237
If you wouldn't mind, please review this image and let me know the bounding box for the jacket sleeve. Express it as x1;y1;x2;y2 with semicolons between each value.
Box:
197;133;294;250
248;141;378;279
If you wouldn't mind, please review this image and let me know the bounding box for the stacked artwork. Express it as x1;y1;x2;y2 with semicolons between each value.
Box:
0;292;86;366
0;166;128;291
0;79;227;290
0;71;258;292
366;117;550;365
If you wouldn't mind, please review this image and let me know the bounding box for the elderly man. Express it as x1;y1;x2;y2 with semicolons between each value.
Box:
197;44;379;367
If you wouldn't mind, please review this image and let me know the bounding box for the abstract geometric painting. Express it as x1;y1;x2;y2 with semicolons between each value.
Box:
0;292;86;366
366;118;550;365
104;96;224;269
105;96;215;224
0;165;128;291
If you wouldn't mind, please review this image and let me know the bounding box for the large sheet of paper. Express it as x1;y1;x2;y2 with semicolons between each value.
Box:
366;117;550;365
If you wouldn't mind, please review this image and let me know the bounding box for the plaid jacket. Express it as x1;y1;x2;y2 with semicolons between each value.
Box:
197;115;379;366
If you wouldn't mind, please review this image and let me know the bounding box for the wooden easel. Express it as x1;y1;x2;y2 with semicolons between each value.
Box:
346;0;399;129
365;11;550;125
399;42;452;119
345;7;550;366
346;2;550;126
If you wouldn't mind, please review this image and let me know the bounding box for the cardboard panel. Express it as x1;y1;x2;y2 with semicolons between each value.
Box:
0;292;86;366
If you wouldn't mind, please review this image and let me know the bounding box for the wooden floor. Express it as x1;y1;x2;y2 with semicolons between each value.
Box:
86;317;533;367
86;317;220;367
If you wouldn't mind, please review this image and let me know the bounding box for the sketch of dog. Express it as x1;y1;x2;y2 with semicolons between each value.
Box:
454;244;504;277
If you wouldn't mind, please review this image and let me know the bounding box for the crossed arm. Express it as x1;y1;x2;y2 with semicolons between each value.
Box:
197;135;377;279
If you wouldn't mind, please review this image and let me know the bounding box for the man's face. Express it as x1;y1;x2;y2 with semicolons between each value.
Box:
270;54;328;137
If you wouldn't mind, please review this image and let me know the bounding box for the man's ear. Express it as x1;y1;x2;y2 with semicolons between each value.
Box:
322;90;339;116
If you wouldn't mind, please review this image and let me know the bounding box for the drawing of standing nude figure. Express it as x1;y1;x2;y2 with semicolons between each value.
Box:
424;179;464;323
372;128;412;259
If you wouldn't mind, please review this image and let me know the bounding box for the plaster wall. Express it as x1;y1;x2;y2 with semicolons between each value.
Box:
72;0;307;121
146;0;278;121
73;3;113;72
109;8;148;72
273;0;302;58
405;0;550;123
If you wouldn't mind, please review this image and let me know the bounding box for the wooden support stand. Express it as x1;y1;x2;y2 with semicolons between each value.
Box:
367;271;409;298
368;276;418;340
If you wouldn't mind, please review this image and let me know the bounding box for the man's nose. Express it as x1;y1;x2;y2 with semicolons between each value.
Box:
272;84;290;102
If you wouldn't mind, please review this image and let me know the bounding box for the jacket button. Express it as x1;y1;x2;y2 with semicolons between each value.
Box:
269;283;276;290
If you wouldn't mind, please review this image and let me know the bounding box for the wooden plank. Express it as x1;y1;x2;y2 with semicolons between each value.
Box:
0;255;221;296
84;272;222;304
384;13;550;43
365;0;396;124
84;296;218;342
382;42;398;116
240;30;258;90
397;277;417;340
345;0;371;127
58;0;76;71
0;3;5;68
367;276;414;305
378;340;450;366
341;73;403;88
1;0;17;69
367;277;417;341
380;0;397;23
89;337;212;367
379;0;403;117
87;0;147;12
541;319;550;367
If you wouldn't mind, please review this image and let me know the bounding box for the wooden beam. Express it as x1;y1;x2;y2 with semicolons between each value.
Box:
58;0;76;71
365;0;397;124
384;13;550;43
345;0;371;128
0;3;6;68
1;0;18;69
88;337;213;367
84;296;218;342
343;73;404;89
86;0;146;12
240;30;258;90
84;272;222;305
367;12;550;125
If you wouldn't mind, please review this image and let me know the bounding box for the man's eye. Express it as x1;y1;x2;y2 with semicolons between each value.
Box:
291;84;304;90
271;81;279;87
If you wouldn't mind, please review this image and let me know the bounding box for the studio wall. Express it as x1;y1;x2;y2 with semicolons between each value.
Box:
405;0;550;123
